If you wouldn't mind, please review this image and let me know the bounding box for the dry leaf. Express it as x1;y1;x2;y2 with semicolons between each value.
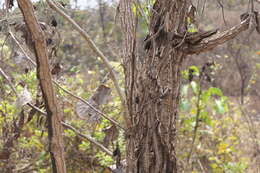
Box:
16;86;32;108
92;85;111;105
75;85;111;123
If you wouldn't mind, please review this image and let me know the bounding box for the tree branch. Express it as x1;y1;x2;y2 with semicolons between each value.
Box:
0;66;113;157
17;0;66;172
8;30;125;131
46;0;126;106
53;80;126;131
61;122;113;156
185;17;250;54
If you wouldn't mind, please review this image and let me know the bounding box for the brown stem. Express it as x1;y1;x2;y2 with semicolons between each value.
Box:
46;0;126;107
17;0;66;172
9;30;125;131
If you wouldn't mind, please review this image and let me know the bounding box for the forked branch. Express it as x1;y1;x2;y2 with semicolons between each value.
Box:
185;17;250;54
0;66;113;157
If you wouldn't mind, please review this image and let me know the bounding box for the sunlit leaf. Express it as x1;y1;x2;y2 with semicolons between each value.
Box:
189;66;200;76
217;142;229;154
208;87;223;96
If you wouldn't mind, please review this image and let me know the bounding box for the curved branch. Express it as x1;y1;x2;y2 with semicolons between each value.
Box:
0;66;113;157
9;31;125;131
185;17;250;54
46;0;126;106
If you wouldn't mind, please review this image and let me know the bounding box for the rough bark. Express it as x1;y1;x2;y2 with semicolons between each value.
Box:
119;0;251;172
17;0;66;172
120;0;188;172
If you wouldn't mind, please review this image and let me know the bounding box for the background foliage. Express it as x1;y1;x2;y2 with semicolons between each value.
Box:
0;0;260;172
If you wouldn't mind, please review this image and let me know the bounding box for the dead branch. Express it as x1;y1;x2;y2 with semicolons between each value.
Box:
61;122;113;156
9;30;125;131
46;0;126;106
0;66;113;157
185;17;250;54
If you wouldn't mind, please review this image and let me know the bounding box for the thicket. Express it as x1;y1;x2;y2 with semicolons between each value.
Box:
0;0;259;172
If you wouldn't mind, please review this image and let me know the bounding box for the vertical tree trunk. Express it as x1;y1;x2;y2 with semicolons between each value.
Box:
120;0;251;171
120;0;188;172
17;1;66;172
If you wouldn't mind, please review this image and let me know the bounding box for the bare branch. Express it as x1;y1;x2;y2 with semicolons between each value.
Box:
0;67;18;96
9;31;36;66
46;0;126;106
61;122;113;156
185;17;250;54
53;80;126;131
0;67;113;157
9;30;125;131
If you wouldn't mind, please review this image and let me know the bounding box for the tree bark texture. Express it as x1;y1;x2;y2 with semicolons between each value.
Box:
119;0;251;172
17;0;66;173
120;0;189;172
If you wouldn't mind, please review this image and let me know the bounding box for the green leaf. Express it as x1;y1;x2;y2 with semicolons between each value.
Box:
131;4;137;16
208;87;223;97
200;111;212;126
189;66;200;76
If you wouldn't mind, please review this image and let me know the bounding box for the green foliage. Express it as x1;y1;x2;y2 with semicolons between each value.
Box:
0;1;258;172
178;66;248;173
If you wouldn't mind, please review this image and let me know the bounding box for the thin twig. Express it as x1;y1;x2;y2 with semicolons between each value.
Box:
187;75;203;163
46;0;126;106
8;31;125;131
53;80;126;131
198;159;206;173
61;122;113;156
216;0;227;26
0;67;18;95
0;67;113;157
9;31;36;66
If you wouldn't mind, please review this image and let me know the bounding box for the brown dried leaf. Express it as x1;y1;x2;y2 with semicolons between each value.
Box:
102;125;119;147
92;84;111;105
75;85;111;123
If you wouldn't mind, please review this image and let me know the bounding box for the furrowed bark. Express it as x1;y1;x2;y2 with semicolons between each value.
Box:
120;0;188;172
17;0;66;172
120;0;251;172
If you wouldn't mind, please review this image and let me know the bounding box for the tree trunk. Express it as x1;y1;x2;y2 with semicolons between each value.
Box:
120;0;188;172
119;0;251;172
17;0;66;172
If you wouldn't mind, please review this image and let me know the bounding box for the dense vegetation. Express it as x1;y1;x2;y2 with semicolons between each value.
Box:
0;0;260;172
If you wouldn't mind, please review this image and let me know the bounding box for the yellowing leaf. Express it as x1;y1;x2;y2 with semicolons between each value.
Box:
217;142;229;154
